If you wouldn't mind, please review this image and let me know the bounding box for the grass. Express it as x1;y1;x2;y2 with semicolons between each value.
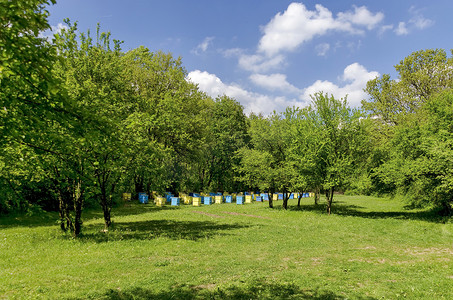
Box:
0;195;452;299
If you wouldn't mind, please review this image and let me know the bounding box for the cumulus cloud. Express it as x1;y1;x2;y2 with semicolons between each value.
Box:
192;36;215;55
231;3;384;73
249;73;302;94
337;5;384;30
302;63;379;107
187;70;303;114
258;3;383;57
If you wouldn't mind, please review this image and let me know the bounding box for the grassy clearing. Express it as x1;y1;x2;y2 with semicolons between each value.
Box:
0;195;452;299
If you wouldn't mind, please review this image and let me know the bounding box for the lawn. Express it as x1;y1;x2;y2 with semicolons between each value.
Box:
0;195;452;299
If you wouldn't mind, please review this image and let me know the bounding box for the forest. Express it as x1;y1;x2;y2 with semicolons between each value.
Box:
1;0;452;239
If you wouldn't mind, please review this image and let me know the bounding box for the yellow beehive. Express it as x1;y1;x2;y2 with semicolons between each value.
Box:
215;195;223;204
122;193;131;202
183;195;192;204
156;197;166;207
293;193;299;199
245;195;252;203
192;197;201;206
273;194;278;201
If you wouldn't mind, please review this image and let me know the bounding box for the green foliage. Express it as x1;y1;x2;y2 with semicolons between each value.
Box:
363;49;453;125
291;93;364;213
362;49;453;215
206;96;249;192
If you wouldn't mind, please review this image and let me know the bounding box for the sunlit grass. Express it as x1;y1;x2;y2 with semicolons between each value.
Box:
0;195;452;299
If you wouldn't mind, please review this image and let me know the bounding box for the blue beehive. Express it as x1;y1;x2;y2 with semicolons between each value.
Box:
278;193;283;200
171;197;180;206
165;192;173;202
225;195;233;203
138;192;148;204
236;195;244;205
261;193;269;201
289;193;294;199
256;196;262;202
203;196;212;205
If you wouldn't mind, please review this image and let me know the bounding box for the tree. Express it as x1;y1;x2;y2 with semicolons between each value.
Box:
376;90;453;216
206;95;249;192
293;93;363;214
236;112;294;209
361;48;453;201
363;49;453;125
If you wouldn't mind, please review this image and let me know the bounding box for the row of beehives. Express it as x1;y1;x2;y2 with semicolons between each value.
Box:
125;192;314;206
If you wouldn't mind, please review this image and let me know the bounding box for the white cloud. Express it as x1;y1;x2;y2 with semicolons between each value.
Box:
315;43;330;56
192;36;215;54
302;63;379;107
379;24;394;36
39;22;69;41
408;7;434;29
238;53;286;73
258;3;384;57
233;3;384;73
394;22;409;35
187;70;304;114
392;7;434;36
249;73;301;94
337;5;384;30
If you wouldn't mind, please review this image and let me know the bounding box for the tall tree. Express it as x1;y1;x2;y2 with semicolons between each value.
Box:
293;93;363;214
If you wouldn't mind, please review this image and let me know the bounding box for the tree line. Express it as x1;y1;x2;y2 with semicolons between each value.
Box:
1;0;452;237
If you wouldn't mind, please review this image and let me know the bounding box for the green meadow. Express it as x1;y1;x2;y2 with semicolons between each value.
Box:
1;195;452;299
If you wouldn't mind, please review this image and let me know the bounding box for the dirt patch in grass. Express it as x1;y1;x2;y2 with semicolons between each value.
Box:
191;211;225;218
405;247;453;256
221;212;271;219
192;283;217;290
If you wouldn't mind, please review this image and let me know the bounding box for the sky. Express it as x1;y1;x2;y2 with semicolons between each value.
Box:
46;1;453;115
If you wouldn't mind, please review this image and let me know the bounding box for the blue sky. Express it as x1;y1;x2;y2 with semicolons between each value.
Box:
46;1;453;114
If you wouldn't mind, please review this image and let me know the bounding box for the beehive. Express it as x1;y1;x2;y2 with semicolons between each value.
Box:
183;195;192;204
215;195;223;204
156;197;166;207
203;196;212;205
171;197;180;206
225;195;233;203
236;195;244;205
245;195;252;203
192;197;201;206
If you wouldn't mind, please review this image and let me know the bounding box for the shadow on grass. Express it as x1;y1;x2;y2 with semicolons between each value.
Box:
0;211;59;229
0;203;178;229
98;280;375;300
79;219;250;243
289;202;448;223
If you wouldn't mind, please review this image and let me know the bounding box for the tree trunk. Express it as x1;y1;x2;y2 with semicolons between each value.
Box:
439;200;452;217
282;192;288;210
73;180;84;237
314;187;320;206
57;190;67;232
268;192;274;209
297;193;302;207
326;187;334;215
